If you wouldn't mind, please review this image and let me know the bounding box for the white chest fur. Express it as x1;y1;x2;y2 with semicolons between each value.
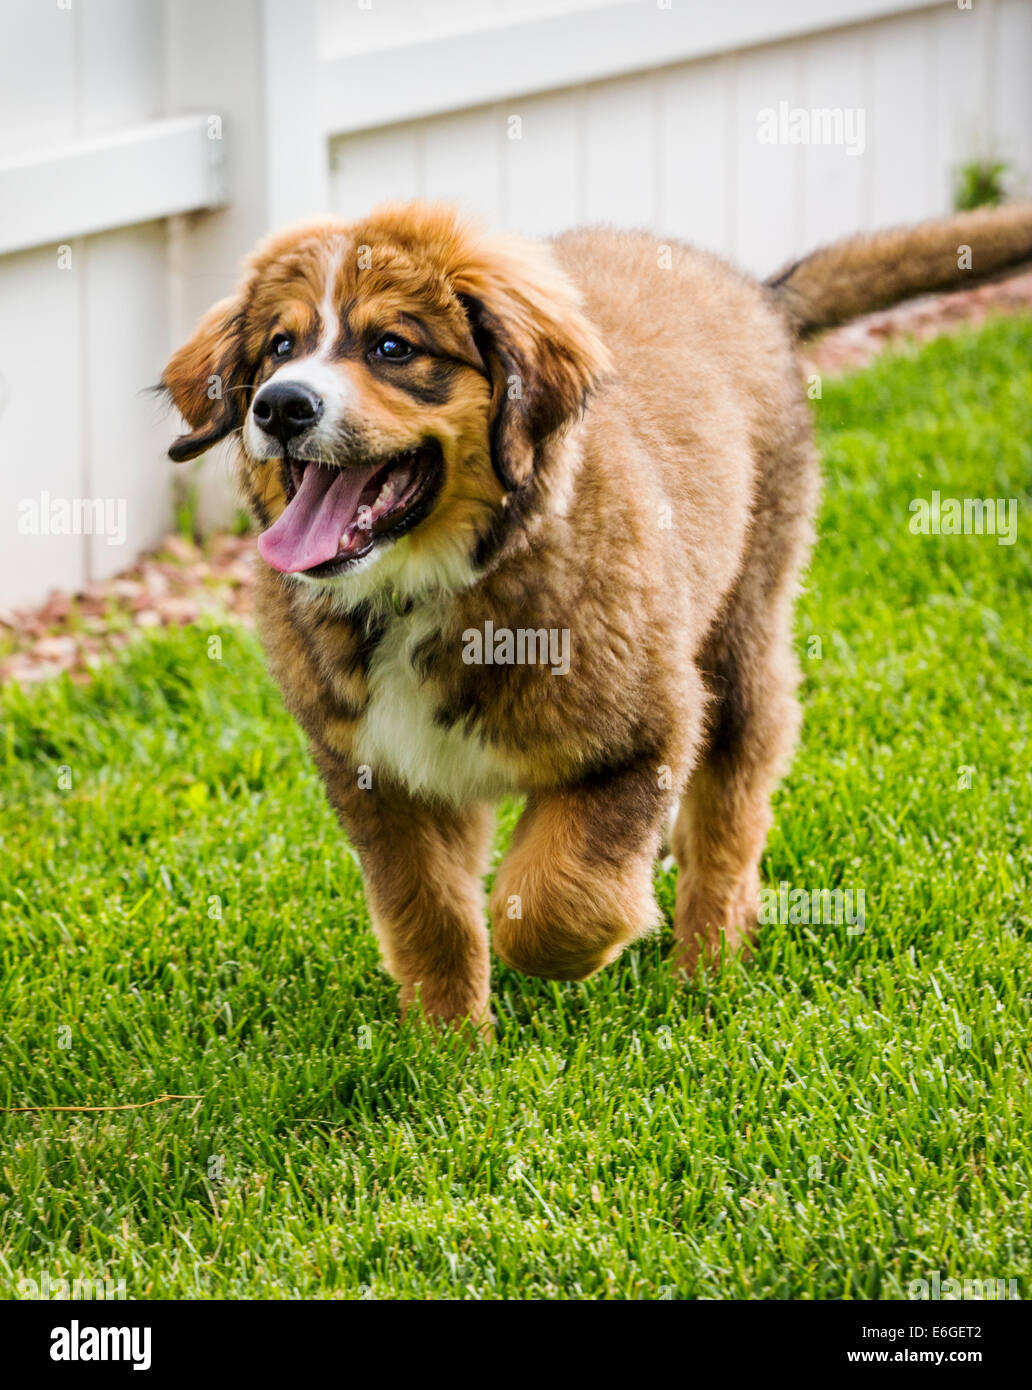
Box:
352;607;517;805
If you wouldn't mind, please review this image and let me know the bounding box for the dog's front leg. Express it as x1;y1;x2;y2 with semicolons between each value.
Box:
490;764;675;982
313;747;494;1031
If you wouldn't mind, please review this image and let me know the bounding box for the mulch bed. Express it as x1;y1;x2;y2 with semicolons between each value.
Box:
0;534;255;686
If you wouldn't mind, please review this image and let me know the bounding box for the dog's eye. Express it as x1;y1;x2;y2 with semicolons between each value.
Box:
373;335;416;362
269;333;293;359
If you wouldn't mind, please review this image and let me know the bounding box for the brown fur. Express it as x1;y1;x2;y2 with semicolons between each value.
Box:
769;202;1032;337
163;200;1032;1030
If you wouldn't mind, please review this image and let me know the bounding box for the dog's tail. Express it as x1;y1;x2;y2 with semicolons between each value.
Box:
766;203;1032;340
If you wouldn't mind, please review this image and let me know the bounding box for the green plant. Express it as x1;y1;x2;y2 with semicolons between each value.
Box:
172;462;204;545
953;156;1010;212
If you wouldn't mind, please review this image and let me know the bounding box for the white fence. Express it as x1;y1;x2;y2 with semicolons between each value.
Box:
1;0;1030;608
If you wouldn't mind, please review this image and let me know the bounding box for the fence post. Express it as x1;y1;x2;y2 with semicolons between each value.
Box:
163;0;327;530
261;0;331;226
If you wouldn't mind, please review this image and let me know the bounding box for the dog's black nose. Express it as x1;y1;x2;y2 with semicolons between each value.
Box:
252;381;323;442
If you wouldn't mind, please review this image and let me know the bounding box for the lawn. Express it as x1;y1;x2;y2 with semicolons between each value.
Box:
1;317;1031;1300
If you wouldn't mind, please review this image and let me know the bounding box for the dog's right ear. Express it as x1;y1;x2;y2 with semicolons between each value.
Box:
161;296;248;462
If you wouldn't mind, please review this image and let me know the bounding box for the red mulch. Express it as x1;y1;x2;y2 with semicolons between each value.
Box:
0;534;256;686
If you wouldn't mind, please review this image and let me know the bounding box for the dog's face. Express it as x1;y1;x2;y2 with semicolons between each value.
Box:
162;203;609;597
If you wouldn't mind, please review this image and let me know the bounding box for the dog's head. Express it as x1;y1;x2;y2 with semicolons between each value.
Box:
161;203;609;595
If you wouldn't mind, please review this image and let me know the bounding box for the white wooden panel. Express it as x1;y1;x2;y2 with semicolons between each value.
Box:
581;71;657;226
0;1;84;604
334;107;511;227
422;106;505;226
0;245;86;606
869;11;938;227
799;26;871;249
932;2;995;213
262;0;331;225
0;118;228;258
503;89;581;238
163;0;275;534
661;55;734;255
991;0;1032;197
82;223;173;584
733;43;806;277
0;0;194;607
78;0;164;132
78;0;176;586
317;0;946;136
317;0;617;58
0;0;76;160
330;124;424;222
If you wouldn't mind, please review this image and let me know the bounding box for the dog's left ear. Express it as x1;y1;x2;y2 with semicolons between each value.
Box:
455;239;611;491
161;295;249;462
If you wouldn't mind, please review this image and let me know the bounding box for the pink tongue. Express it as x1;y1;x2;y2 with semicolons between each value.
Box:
257;463;380;573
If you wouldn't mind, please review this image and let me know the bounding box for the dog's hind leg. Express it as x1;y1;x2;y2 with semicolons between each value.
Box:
672;439;816;974
670;632;799;973
658;797;680;860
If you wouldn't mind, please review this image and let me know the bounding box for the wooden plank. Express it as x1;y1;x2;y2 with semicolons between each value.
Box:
0;116;227;258
0;244;87;605
503;88;581;237
82;223;174;585
262;0;331;225
421;105;505;227
581;71;657;226
77;0;173;584
318;0;946;137
162;0;272;533
317;0;614;58
0;0;76;160
661;55;734;255
733;42;806;277
330;123;424;222
799;25;870;249
991;0;1032;196
932;1;995;213
869;10;936;227
77;0;164;131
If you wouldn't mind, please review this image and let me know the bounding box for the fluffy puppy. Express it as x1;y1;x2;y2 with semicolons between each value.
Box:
163;201;1032;1031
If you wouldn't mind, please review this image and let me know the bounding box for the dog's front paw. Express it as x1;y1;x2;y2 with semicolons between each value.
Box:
492;913;627;981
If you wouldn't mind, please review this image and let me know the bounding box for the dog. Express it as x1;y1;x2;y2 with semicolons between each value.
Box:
162;200;1032;1032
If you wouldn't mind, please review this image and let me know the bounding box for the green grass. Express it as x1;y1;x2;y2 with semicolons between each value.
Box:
2;317;1032;1300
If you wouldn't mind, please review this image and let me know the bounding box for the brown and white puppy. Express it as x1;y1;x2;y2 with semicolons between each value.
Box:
163;201;1032;1032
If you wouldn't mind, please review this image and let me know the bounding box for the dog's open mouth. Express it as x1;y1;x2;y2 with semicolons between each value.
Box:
256;441;444;576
